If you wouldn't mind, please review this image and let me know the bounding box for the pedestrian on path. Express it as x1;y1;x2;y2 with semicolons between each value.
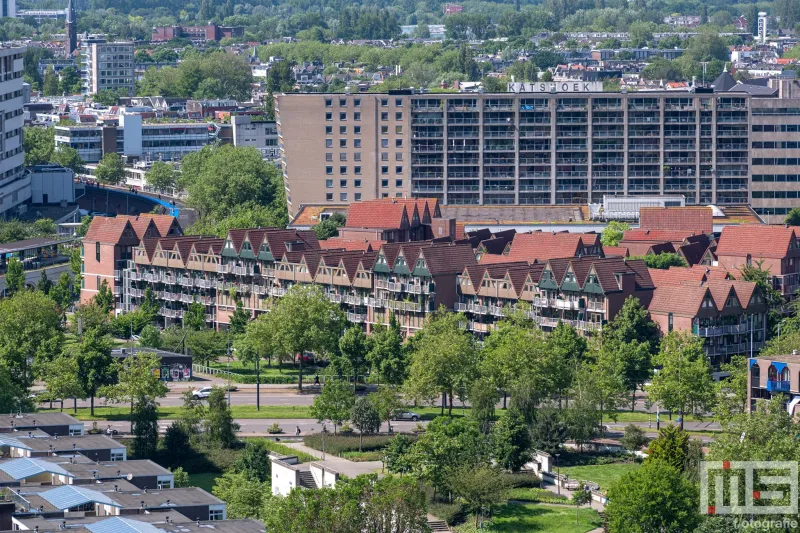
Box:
295;426;301;436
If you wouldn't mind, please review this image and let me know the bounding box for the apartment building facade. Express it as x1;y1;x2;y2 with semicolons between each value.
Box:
748;353;800;414
276;82;800;218
81;37;135;96
0;45;28;217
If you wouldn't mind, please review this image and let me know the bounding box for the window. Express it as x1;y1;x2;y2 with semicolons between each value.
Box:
157;480;170;489
395;112;403;121
339;153;347;161
381;125;389;134
381;112;389;121
326;139;333;148
209;510;224;521
355;192;362;201
340;192;348;201
395;98;403;107
395;139;403;148
95;242;101;262
355;178;362;186
326;153;333;161
325;125;332;134
325;112;332;121
340;179;347;187
381;166;389;174
354;126;361;134
111;451;124;461
326;192;333;201
382;192;389;198
668;313;673;333
340;166;347;174
395;152;403;161
382;179;389;187
381;153;389;161
326;179;333;188
354;112;361;121
355;169;362;177
326;166;333;175
381;98;388;107
354;153;361;161
325;98;332;107
339;139;347;148
354;139;361;148
339;126;347;134
354;98;361;107
339;98;346;106
381;139;389;148
395;125;403;134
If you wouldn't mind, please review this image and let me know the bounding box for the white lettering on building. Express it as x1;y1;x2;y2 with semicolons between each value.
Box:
507;81;604;93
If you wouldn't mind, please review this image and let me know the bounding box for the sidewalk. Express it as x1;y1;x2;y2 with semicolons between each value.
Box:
281;441;384;478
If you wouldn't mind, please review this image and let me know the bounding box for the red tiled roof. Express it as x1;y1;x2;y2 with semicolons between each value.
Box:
716;225;798;259
85;217;139;245
648;266;707;287
345;200;411;229
649;284;710;316
391;198;440;222
117;215;158;240
505;232;592;263
603;246;629;257
639;207;713;234
319;238;385;252
621;229;701;244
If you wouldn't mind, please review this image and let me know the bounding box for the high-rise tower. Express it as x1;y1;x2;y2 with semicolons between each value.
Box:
65;0;77;56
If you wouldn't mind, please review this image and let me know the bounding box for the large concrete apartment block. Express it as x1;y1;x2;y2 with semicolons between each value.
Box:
81;37;135;96
276;85;800;219
0;45;28;217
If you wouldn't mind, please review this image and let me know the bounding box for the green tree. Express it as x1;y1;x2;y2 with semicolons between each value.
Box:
212;471;270;519
41;354;84;412
601;220;630;247
100;352;168;425
540;70;553;82
648;332;715;429
70;246;83;280
93;89;124;106
69;327;115;416
234;440;272;482
785;207;800;226
138;324;162;349
52;147;84;174
50;272;75;311
368;386;402;433
58;66;82;95
336;325;370;384
714;355;748;423
205;387;239;448
171;467;189;488
366;313;407;385
351;396;381;451
645;425;690;471
229;292;250;335
530;406;566;455
606;461;700;533
184;300;206;330
406;310;479;415
23;126;55;167
314;212;346;240
251;284;345;390
94;152;125;185
384;433;414;475
571;484;593;524
131;398;159;458
310;379;355;434
93;279;114;313
42;65;59;96
161;422;191;466
629;252;688;269
70;301;111;336
144;161;177;191
408;416;488;496
185;329;226;366
0;290;63;388
5;257;26;296
492;407;531;472
448;465;509;528
620;424;648;452
739;260;784;332
470;379;499;435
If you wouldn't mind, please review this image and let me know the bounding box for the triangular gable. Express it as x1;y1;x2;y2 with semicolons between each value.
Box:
583;265;604;293
258;235;273;261
392;249;411;275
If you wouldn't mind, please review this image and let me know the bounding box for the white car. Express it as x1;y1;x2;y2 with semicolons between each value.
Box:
192;387;213;400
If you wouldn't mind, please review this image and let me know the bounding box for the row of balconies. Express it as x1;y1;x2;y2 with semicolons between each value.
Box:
217;264;257;276
694;323;758;336
374;279;434;294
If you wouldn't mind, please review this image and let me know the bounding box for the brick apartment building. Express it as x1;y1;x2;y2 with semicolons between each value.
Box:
151;23;244;42
748;353;800;414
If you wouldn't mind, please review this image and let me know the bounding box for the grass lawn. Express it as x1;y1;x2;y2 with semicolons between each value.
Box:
490;503;602;533
612;410;709;423
341;451;383;462
207;359;307;377
559;463;641;492
187;472;220;492
506;487;569;503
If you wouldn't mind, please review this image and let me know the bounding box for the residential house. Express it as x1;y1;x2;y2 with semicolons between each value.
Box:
748;353;800;414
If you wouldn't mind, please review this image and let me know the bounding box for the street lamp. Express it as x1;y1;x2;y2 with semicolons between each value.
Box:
555;453;561;496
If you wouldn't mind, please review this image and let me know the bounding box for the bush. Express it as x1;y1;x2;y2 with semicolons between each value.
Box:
500;472;541;489
506;487;569;503
429;501;466;526
267;422;283;434
303;433;412;456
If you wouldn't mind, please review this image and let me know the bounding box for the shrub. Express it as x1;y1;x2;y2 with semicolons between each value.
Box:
429;501;466;526
303;433;413;456
267;422;283;434
507;487;569;503
500;472;541;489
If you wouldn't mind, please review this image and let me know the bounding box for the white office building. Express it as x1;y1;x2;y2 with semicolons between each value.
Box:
230;115;279;160
81;37;135;96
0;45;29;217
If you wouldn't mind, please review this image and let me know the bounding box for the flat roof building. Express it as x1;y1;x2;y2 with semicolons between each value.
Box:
0;412;83;437
81;37;135;96
275;80;800;221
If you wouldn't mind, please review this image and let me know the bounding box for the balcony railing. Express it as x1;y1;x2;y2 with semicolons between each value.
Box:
767;379;791;392
347;312;366;323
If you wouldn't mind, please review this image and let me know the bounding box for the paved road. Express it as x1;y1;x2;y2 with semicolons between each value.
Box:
90;418;423;436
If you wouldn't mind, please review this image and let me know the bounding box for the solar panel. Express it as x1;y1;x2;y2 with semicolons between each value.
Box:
0;435;32;450
0;458;73;480
86;517;164;533
39;485;121;510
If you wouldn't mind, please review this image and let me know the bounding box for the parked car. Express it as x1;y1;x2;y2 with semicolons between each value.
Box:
391;410;421;422
295;352;316;364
